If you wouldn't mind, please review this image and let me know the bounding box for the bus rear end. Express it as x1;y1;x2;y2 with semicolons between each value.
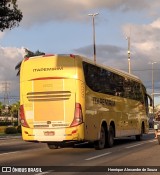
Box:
20;54;85;147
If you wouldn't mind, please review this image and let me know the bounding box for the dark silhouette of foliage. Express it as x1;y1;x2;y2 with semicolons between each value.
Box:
15;49;45;76
0;0;23;31
24;48;45;58
5;126;17;134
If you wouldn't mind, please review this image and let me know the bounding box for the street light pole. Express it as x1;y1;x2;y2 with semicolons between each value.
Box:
126;36;131;74
151;62;157;116
88;13;99;64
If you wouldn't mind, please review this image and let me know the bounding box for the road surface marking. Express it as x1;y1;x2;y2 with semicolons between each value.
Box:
126;139;157;149
148;139;157;143
35;170;55;175
125;143;143;149
0;151;22;156
0;148;45;156
85;152;112;161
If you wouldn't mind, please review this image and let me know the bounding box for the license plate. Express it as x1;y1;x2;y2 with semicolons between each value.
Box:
44;131;55;136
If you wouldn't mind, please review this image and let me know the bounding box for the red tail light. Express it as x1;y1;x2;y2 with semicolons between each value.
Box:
70;54;75;58
20;105;29;128
70;103;83;127
24;57;29;61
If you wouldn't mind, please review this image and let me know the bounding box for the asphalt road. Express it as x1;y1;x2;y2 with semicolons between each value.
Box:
0;129;160;175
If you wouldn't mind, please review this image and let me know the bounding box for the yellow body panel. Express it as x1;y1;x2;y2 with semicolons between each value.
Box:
20;55;85;142
20;54;149;144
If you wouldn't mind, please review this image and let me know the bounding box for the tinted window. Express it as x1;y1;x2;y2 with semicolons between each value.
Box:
83;61;144;102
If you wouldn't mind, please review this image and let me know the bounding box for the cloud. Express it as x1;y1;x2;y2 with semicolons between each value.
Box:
71;13;160;103
116;17;160;93
75;44;126;68
0;47;25;103
74;42;160;95
0;32;5;39
151;19;160;29
18;0;87;26
17;0;159;27
1;0;160;104
122;18;160;62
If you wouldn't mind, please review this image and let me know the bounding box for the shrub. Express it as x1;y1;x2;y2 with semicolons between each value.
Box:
0;122;12;126
0;121;18;126
0;126;6;133
17;125;22;133
5;126;17;134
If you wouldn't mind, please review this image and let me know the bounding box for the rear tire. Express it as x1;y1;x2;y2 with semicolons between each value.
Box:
107;126;114;148
136;134;142;141
136;124;144;141
47;143;59;149
94;126;106;150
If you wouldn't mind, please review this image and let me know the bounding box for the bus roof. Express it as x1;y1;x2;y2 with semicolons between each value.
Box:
24;54;143;84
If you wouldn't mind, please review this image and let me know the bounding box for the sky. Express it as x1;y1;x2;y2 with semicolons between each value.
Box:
0;0;160;106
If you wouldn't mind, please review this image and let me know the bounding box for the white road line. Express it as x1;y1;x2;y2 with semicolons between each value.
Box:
0;148;45;156
85;152;112;161
125;143;143;149
35;170;55;175
126;139;157;149
148;139;157;143
85;140;156;161
0;151;21;156
35;172;49;175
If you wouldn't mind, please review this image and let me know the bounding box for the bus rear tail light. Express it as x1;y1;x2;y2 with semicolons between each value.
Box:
70;54;75;58
70;103;83;127
24;57;29;61
20;105;29;128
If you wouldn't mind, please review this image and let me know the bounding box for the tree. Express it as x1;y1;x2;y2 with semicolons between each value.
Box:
0;0;23;31
15;49;45;76
10;102;19;118
0;102;3;116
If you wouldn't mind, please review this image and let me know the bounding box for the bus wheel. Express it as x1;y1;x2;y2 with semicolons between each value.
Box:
94;126;106;150
136;134;142;141
136;125;144;141
47;143;59;149
107;126;114;147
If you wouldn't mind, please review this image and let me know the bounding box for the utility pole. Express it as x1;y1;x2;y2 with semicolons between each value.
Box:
2;81;10;106
88;13;99;64
126;36;131;74
149;62;157;116
151;62;156;116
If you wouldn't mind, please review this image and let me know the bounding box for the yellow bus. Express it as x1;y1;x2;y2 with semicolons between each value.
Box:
20;54;152;150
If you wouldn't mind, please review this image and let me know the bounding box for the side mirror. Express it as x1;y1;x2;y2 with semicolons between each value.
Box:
147;94;152;107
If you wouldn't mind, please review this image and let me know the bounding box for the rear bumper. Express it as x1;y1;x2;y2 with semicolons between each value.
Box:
21;124;84;142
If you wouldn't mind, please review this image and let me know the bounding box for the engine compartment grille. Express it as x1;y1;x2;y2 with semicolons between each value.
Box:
27;91;71;102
